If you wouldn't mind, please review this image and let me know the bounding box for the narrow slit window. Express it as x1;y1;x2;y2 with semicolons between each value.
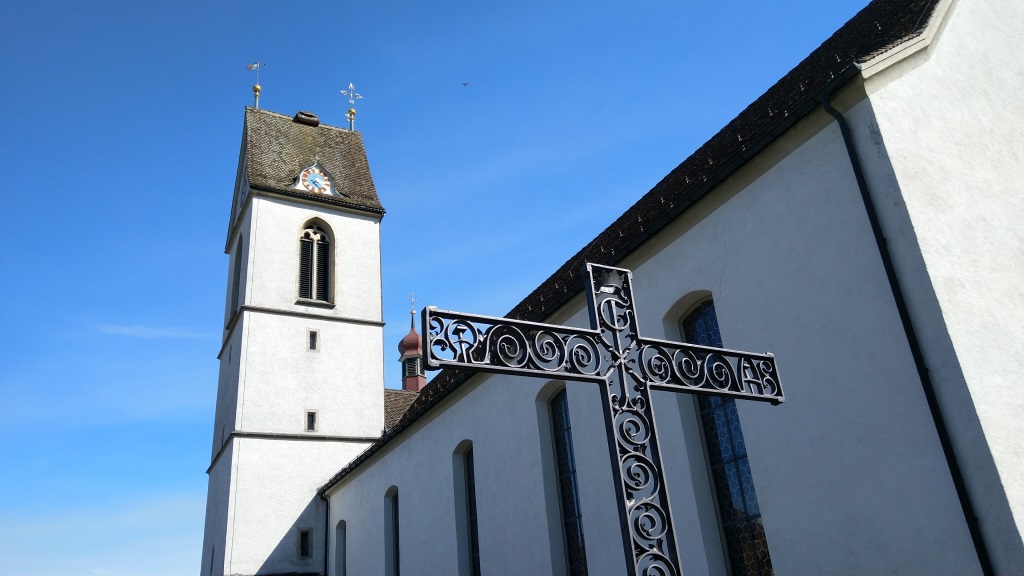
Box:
306;411;317;432
299;529;311;558
385;489;400;576
308;330;319;351
459;445;482;576
551;389;588;576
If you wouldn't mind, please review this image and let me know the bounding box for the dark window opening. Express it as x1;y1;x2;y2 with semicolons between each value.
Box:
551;389;588;576
683;300;773;576
386;490;400;576
306;411;317;432
299;225;330;301
230;238;243;314
464;447;481;576
309;330;318;350
299;529;311;558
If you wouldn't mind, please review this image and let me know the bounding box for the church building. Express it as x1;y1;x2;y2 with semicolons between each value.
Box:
200;0;1024;574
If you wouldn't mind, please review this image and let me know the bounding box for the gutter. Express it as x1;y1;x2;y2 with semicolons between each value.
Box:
819;85;994;576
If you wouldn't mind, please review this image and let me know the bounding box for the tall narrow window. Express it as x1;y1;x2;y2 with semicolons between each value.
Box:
299;529;311;558
464;447;481;576
299;224;330;301
230;237;243;314
385;488;400;576
550;389;588;576
335;520;347;576
683;300;773;576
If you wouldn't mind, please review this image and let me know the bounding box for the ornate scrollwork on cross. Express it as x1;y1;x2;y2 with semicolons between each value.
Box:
423;263;784;576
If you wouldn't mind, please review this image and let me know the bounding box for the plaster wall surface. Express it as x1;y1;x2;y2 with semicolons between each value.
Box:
201;442;235;576
325;102;979;574
618;111;977;575
223;207;253;329
237;311;384;436
245;195;382;322
226;437;372;576
328;374;561;576
212;321;244;457
863;0;1024;568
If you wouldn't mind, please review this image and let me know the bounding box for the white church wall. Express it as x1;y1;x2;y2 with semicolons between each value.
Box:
211;320;244;457
328;375;571;576
200;442;234;576
223;206;252;330
225;437;371;576
237;311;384;437
625;113;978;573
325;92;983;574
860;0;1024;570
246;195;383;322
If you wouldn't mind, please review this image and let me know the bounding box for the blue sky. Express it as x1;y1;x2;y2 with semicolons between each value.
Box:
0;1;869;573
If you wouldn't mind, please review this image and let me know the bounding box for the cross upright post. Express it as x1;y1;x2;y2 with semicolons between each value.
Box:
424;263;783;576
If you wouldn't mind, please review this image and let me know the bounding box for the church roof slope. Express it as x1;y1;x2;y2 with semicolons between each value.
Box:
384;389;419;431
507;0;938;324
319;0;941;495
244;107;384;214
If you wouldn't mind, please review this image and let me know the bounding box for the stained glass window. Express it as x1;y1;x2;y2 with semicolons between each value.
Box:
683;300;773;576
551;389;588;576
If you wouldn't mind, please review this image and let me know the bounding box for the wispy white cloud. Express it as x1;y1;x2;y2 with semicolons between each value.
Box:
0;492;205;576
98;324;216;339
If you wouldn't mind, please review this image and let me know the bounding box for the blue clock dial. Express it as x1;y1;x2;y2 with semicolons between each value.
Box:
299;166;331;194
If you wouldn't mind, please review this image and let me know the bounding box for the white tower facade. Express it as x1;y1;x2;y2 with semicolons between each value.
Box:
201;108;385;576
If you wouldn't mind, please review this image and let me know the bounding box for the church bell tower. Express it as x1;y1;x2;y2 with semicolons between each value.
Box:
200;107;385;576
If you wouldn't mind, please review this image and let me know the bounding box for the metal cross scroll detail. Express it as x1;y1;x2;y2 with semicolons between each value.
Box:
423;263;783;576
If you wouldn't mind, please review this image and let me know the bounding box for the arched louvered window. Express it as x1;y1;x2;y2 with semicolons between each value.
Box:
299;224;330;301
683;299;773;576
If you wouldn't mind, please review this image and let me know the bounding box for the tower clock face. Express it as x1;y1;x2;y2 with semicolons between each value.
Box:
300;167;331;194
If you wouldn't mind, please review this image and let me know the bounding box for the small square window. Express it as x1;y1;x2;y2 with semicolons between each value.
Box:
299;529;311;557
306;411;317;432
308;330;319;351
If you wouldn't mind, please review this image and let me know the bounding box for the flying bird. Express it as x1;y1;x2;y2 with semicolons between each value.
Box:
461;82;469;87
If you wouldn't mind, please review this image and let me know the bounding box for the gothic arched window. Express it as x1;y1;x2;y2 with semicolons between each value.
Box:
682;299;773;576
299;224;331;301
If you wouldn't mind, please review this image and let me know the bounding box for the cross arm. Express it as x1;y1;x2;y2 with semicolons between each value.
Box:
634;337;784;404
423;306;608;382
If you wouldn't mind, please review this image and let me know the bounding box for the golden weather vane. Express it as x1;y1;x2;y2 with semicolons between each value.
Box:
247;61;264;108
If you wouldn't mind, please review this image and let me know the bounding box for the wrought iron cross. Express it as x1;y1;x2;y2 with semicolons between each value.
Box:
424;263;783;576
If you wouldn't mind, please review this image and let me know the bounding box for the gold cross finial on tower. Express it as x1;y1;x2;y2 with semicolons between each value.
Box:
406;292;418;327
341;83;363;130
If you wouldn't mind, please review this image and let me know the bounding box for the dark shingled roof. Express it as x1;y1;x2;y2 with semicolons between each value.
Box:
384;389;419;431
245;108;384;214
320;0;940;496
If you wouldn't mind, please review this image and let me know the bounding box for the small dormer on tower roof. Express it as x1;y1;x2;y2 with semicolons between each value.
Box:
398;311;427;392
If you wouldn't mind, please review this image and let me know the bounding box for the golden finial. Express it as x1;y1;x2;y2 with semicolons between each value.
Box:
253;84;262;109
341;83;363;130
